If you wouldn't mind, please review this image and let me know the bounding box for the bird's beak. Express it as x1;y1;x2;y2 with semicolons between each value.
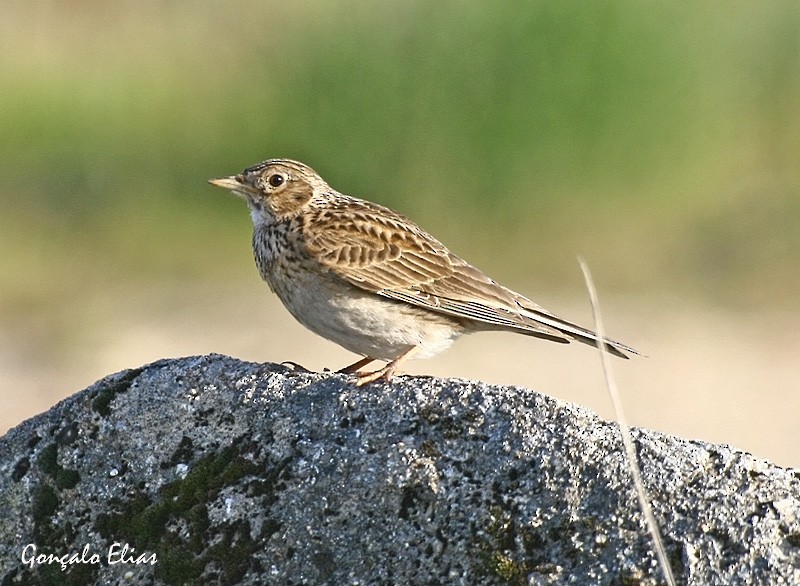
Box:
208;175;258;196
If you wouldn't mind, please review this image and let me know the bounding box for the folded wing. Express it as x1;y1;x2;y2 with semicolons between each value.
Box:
302;198;637;358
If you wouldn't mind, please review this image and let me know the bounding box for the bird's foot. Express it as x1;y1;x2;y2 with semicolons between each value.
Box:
352;346;419;387
354;363;399;386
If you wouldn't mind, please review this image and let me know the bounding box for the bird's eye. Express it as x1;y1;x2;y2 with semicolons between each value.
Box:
267;174;285;188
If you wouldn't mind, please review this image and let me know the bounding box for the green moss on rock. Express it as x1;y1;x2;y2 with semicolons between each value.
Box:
95;439;290;585
91;368;143;417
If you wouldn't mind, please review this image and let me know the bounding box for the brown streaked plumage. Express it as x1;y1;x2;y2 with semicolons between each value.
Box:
209;159;639;385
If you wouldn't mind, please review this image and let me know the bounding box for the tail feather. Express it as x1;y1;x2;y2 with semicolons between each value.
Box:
518;307;640;359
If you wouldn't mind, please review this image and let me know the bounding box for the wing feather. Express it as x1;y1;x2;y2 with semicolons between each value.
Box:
302;197;636;357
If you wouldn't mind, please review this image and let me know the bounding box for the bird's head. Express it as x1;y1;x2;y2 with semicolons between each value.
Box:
209;159;326;224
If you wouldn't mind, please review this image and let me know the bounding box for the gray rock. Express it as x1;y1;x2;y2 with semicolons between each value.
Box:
1;354;798;585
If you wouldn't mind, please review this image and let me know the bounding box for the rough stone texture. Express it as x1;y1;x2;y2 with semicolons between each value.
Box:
0;354;798;585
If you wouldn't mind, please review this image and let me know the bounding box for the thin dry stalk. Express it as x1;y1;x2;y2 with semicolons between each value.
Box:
578;258;676;586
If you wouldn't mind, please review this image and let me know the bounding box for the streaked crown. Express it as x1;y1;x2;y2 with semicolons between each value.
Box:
209;159;328;220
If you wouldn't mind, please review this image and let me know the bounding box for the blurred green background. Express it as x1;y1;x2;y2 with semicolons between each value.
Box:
1;2;798;464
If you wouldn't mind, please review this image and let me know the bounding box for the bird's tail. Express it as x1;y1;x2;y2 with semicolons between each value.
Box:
518;306;640;359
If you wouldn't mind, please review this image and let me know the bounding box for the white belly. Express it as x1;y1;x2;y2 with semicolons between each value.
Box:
267;268;463;361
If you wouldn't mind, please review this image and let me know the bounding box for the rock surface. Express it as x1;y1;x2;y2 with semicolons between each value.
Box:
0;354;798;585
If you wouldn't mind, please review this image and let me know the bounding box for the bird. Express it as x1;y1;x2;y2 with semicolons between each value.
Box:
209;159;638;385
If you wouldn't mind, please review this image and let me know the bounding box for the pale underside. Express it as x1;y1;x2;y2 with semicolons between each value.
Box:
266;264;465;361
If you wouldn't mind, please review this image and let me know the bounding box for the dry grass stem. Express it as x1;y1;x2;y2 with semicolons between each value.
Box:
578;258;676;586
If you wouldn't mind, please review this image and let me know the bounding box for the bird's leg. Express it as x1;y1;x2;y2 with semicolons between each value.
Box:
337;356;376;374
355;346;419;386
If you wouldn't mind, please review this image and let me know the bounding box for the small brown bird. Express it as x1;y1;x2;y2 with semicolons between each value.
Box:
209;159;637;385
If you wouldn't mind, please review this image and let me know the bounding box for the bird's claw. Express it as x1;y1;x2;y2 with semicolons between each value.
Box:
280;361;312;373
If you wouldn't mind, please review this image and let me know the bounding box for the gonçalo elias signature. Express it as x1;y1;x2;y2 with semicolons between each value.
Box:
21;542;157;572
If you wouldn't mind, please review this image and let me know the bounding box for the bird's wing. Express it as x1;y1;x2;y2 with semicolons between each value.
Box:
302;199;636;357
